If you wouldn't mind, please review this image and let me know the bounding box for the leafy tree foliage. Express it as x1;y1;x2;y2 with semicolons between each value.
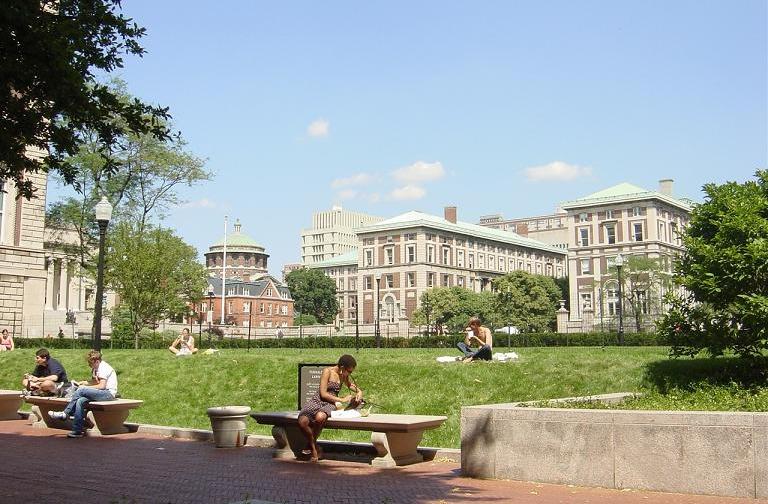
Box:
605;255;672;332
285;268;339;324
1;0;171;199
493;271;561;333
411;271;561;333
105;222;207;347
658;170;768;358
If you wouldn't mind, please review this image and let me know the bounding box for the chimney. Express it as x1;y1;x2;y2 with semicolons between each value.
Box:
444;206;457;224
658;179;673;196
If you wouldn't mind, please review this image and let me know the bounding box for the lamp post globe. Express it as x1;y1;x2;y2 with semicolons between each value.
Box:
615;253;625;345
92;196;112;351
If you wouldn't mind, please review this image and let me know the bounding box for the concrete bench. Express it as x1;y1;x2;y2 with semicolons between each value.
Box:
25;396;143;436
252;411;447;468
0;390;23;420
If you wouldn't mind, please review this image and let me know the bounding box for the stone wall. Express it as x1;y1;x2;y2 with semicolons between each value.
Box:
461;403;767;498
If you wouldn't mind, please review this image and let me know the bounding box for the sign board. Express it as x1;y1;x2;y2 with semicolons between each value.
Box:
297;363;334;410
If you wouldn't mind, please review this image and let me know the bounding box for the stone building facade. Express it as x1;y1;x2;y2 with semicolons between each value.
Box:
478;211;569;250
560;179;691;331
300;206;383;265
311;207;567;327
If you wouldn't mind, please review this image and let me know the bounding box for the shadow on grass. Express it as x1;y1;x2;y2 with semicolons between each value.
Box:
642;355;768;393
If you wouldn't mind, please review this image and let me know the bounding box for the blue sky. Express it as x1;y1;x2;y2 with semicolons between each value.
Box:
50;1;767;276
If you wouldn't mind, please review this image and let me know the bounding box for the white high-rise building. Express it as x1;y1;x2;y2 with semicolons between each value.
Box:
300;206;383;265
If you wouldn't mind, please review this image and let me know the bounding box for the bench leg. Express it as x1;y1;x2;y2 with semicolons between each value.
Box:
271;425;307;459
371;430;425;468
87;410;131;435
0;396;22;420
29;404;72;430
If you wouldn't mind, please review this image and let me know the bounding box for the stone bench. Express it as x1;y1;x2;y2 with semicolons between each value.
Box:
0;390;23;420
252;411;447;468
25;396;143;436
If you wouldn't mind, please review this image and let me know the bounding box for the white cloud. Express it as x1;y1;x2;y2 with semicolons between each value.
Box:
390;185;426;201
524;161;592;182
181;198;217;209
307;118;330;137
336;189;358;200
391;161;445;184
331;173;374;189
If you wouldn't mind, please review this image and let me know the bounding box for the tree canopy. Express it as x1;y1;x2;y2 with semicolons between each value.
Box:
105;222;207;346
285;268;339;325
658;170;768;358
1;0;170;198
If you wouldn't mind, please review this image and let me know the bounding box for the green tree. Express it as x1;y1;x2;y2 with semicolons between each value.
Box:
285;268;338;324
411;287;496;333
605;255;672;332
1;0;171;199
105;222;207;347
658;170;768;358
492;271;561;333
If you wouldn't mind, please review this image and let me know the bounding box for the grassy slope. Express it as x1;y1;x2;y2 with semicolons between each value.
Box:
0;346;671;448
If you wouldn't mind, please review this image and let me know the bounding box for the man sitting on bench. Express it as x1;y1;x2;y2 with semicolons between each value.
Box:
22;348;69;396
49;350;117;438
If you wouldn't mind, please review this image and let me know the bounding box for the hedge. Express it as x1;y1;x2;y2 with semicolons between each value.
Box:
13;331;667;351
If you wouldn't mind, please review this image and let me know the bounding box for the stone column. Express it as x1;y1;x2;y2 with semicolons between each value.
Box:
556;300;569;333
581;306;594;333
44;257;54;310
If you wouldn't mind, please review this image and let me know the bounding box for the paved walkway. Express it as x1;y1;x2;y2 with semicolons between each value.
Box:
0;419;764;504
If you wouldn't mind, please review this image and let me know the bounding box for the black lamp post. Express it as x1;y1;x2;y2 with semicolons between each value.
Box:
615;253;625;345
354;294;360;352
374;272;382;348
92;196;112;351
208;286;214;347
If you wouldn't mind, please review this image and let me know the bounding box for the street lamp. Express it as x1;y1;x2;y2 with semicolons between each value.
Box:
615;253;625;345
92;196;112;351
208;286;214;347
354;294;360;353
374;272;382;348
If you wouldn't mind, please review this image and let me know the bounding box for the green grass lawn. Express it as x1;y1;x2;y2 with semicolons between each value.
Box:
2;346;763;448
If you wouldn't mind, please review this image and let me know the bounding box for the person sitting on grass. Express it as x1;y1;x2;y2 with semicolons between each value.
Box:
49;350;117;438
22;348;68;396
297;354;363;462
458;316;493;362
168;328;198;356
0;329;14;351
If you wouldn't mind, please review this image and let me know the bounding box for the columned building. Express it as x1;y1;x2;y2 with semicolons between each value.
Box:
560;179;691;329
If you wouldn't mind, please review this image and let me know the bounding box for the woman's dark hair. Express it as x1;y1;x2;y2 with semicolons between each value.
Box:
338;354;357;370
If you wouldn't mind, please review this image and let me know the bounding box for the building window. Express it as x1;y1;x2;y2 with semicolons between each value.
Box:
634;290;649;314
407;272;415;288
670;222;679;245
427;273;435;288
364;276;372;290
605;209;614;219
384;274;394;289
633;223;643;241
605;223;616;244
580;293;592;310
227;301;233;314
348;278;356;290
580;258;591;274
365;249;373;267
406;245;416;263
427;245;435;263
606;285;618;315
579;228;589;246
266;287;272;296
260;303;264;313
442;246;450;265
457;250;465;268
468;253;475;268
338;278;344;289
268;304;273;315
632;206;642;217
243;302;250;313
281;305;288;315
405;233;417;241
442;274;450;287
579;212;588;222
385;247;394;265
478;254;485;268
457;276;464;287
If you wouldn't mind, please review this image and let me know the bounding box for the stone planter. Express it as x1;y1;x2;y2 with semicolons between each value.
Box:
206;406;251;448
0;390;22;420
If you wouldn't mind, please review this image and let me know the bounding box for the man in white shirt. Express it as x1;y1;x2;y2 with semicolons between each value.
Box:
49;350;117;438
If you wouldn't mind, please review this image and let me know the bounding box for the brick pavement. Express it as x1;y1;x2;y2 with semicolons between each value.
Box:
1;419;765;504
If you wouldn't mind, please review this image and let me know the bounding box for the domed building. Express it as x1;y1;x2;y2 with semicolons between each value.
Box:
204;219;269;281
198;219;294;329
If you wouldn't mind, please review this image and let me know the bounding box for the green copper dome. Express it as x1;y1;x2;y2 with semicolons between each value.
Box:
210;219;265;250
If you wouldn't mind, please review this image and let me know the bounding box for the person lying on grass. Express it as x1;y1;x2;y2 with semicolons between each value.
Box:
49;350;118;438
297;354;363;462
458;316;493;362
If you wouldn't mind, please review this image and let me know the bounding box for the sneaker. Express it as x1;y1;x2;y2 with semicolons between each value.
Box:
48;411;67;421
67;431;84;438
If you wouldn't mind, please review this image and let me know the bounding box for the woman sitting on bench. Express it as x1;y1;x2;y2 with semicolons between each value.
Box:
297;354;363;462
